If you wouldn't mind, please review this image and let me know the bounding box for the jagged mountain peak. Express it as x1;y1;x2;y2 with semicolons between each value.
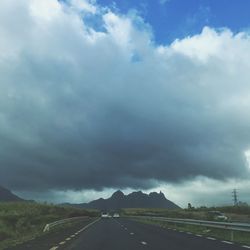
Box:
111;190;125;198
78;190;180;210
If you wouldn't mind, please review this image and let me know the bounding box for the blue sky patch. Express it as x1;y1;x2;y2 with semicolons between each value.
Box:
97;0;250;44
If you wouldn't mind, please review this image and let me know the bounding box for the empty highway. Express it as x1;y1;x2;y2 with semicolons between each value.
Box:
9;218;250;250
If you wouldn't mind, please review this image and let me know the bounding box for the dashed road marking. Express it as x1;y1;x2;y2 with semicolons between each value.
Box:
53;218;100;249
187;232;192;234
206;237;216;241
242;246;250;249
141;241;147;245
130;232;134;235
196;234;202;237
221;241;233;244
49;247;58;250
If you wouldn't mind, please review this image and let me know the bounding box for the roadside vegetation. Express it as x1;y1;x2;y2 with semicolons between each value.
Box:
0;202;99;249
133;217;250;246
123;205;250;246
122;205;250;222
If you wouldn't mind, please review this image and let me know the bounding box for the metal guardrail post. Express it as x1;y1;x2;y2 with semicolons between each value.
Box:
231;230;234;241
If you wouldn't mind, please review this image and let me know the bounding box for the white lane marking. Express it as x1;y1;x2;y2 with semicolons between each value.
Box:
141;241;147;245
52;217;100;250
242;246;250;249
196;234;202;237
73;218;100;237
130;232;134;235
221;241;233;244
79;218;100;232
49;247;58;250
206;237;216;240
187;232;192;234
179;231;184;233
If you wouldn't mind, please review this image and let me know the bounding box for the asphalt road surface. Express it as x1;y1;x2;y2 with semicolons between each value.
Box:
9;218;250;250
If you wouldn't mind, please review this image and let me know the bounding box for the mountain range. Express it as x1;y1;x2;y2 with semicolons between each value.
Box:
0;185;180;210
73;190;180;210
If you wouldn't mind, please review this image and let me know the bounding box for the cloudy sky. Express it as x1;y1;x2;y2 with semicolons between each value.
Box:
1;0;250;207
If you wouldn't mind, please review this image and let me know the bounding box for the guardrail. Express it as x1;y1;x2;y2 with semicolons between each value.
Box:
129;216;250;241
43;216;90;232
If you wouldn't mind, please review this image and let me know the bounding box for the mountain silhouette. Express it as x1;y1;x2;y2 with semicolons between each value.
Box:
76;190;180;210
0;185;24;202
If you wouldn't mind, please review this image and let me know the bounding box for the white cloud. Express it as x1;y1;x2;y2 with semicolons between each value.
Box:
29;0;62;21
150;178;250;207
69;0;97;14
159;0;170;5
1;0;250;205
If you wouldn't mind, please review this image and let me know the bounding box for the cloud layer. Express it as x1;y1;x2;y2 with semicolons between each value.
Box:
1;0;250;193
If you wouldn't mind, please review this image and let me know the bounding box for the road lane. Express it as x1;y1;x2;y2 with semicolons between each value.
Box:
65;218;247;250
7;217;250;250
66;218;147;250
118;218;246;250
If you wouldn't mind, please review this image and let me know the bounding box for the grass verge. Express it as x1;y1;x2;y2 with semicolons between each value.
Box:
0;202;99;250
132;217;250;246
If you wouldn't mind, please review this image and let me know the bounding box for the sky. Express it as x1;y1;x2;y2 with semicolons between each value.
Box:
1;0;250;207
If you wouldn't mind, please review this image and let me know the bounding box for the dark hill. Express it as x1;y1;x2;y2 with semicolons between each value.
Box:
0;186;24;202
75;190;180;210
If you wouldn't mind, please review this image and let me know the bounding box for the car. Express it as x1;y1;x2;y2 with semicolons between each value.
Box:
113;213;120;218
208;211;228;221
101;212;109;218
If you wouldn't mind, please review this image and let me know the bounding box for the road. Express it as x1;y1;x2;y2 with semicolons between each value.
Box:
9;218;250;250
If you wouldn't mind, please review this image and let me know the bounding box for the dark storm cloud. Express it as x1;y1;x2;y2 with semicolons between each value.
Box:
0;0;250;192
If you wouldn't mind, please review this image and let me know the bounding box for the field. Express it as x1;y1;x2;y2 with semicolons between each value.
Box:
0;202;98;249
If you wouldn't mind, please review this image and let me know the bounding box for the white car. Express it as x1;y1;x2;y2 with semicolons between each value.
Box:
215;214;228;221
208;211;228;221
101;213;109;218
113;213;120;218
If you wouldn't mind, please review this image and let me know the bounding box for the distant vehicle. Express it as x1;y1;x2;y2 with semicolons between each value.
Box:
208;211;228;221
101;212;109;218
113;213;120;218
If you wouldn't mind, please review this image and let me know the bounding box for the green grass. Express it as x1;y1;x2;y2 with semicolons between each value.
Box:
121;208;207;220
132;217;250;246
0;202;99;249
122;206;250;222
